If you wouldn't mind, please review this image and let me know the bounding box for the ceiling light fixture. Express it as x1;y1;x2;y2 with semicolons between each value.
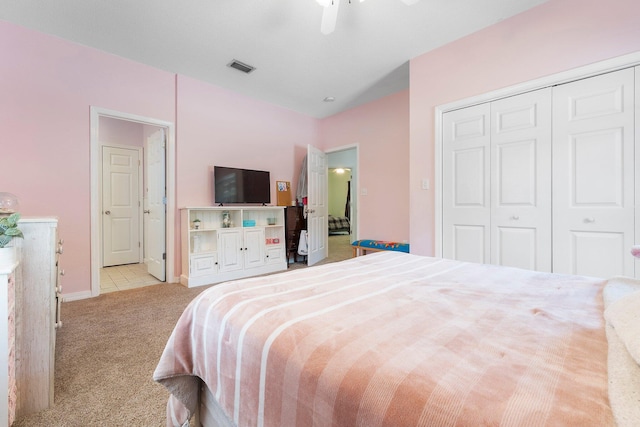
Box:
323;96;336;102
315;0;419;35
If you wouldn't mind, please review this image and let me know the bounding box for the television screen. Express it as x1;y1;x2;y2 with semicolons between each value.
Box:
214;166;271;204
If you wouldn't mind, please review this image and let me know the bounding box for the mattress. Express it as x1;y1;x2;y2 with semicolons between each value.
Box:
154;252;617;427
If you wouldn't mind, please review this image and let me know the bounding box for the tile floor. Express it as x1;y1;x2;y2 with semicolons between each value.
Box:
100;263;162;293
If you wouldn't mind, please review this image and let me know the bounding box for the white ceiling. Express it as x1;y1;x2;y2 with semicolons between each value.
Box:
1;0;548;118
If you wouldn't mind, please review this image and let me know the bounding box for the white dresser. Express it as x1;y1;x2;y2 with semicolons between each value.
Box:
0;261;18;427
14;218;62;418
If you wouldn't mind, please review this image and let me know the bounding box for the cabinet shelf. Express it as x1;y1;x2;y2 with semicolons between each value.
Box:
191;250;216;256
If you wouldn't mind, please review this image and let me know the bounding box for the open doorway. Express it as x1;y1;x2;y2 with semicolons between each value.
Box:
90;107;176;297
327;145;358;260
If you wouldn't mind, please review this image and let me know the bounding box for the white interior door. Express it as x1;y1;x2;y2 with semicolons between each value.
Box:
552;68;635;278
307;145;328;266
442;103;491;263
102;146;141;267
490;88;552;271
145;129;166;281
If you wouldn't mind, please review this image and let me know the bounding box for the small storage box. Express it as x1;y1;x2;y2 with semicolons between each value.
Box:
242;219;256;227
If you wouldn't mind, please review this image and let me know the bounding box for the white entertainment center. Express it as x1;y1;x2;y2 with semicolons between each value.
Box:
180;206;287;287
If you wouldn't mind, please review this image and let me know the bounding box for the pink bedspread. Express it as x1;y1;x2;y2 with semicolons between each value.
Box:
154;252;613;427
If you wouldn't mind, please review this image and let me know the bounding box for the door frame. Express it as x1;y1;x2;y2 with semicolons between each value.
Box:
90;106;176;297
101;144;144;266
434;51;640;258
326;144;359;242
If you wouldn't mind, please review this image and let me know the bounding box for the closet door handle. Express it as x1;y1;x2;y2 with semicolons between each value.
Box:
511;215;519;220
584;217;596;223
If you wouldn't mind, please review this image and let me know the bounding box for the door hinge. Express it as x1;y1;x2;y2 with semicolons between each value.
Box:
138;242;141;248
162;196;167;205
162;253;166;260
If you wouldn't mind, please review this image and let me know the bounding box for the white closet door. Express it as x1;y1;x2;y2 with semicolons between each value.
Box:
442;103;491;263
490;88;552;271
553;68;635;278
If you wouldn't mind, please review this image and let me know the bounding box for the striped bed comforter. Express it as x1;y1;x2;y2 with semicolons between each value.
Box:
154;252;614;427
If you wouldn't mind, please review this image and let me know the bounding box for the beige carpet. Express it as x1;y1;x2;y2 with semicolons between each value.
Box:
12;235;352;427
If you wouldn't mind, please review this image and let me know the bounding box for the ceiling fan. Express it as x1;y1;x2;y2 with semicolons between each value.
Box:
315;0;421;35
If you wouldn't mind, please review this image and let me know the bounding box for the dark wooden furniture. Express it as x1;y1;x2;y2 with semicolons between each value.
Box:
285;206;306;264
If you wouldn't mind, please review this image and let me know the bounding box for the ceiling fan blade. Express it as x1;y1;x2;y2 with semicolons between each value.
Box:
320;0;340;35
400;0;420;5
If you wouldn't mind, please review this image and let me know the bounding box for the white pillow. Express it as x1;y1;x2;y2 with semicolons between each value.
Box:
605;289;640;364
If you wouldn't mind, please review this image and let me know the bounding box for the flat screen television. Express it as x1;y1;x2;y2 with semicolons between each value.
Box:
214;166;271;205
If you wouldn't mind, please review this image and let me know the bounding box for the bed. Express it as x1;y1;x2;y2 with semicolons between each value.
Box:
328;215;350;235
154;252;640;427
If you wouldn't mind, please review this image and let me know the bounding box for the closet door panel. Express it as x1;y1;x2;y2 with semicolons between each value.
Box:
442;104;490;263
571;231;625;278
490;88;552;271
496;226;537;269
553;68;635;278
453;225;486;262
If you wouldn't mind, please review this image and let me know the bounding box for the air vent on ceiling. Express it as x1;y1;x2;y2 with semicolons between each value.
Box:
227;59;256;74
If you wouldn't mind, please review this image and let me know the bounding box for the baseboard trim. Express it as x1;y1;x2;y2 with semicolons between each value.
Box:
62;290;93;302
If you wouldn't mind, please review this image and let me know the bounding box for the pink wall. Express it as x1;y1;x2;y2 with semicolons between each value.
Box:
320;90;410;242
176;75;317;208
409;0;640;255
99;116;144;147
0;20;175;296
0;20;318;295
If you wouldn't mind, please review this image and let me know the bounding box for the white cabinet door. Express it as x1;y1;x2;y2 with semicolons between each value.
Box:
552;68;635;278
190;253;217;277
265;246;284;264
243;228;265;269
442;103;491;263
490;88;552;272
218;229;243;273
